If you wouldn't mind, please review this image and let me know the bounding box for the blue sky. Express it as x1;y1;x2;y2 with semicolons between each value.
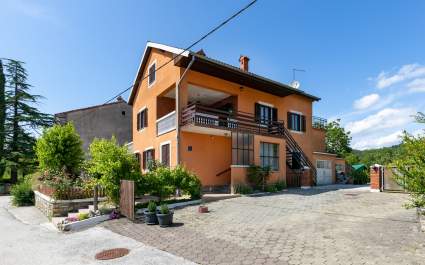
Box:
1;0;425;150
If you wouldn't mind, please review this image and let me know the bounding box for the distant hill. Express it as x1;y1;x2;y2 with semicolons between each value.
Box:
352;145;402;167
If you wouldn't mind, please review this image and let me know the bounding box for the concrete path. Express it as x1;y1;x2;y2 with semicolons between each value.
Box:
0;196;195;265
104;185;425;265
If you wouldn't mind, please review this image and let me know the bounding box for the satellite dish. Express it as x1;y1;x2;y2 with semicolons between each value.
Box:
290;80;300;89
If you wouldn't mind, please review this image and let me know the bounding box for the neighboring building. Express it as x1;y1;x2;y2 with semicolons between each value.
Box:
55;97;132;150
128;42;345;192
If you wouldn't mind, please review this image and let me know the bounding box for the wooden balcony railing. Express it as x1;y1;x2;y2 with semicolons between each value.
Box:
181;104;285;137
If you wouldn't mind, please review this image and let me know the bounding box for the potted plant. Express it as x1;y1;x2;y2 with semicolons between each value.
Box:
144;201;158;225
156;203;173;227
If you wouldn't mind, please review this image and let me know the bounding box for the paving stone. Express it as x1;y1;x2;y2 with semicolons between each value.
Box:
102;186;425;265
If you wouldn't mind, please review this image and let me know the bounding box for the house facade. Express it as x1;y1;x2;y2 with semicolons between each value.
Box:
55;97;132;151
128;42;344;192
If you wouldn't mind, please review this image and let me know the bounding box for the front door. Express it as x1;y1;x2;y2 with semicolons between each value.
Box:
316;160;332;185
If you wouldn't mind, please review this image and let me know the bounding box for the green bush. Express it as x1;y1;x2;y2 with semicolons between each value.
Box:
35;123;84;176
247;165;271;191
10;177;34;206
86;137;141;205
233;184;253;194
137;163;201;200
265;185;278;193
274;180;287;191
147;201;157;213
352;169;369;185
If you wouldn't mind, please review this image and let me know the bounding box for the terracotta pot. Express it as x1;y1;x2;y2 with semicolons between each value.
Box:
198;205;209;213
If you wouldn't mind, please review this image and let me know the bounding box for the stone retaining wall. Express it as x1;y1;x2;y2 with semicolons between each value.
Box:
34;191;107;217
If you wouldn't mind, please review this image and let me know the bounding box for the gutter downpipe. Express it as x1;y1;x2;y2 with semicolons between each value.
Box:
176;55;196;165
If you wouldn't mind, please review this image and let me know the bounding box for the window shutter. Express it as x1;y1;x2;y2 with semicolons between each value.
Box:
144;109;148;128
151;149;155;162
255;103;261;122
142;151;147;169
272;108;278;122
301;115;306;132
287;112;292;130
137;112;140;130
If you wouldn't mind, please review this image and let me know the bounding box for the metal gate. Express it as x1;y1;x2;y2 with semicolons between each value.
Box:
119;180;135;220
382;167;405;192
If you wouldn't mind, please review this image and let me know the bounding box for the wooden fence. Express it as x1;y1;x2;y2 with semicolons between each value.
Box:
120;180;135;220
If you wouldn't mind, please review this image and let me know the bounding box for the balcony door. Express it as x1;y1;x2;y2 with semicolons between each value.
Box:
255;103;277;124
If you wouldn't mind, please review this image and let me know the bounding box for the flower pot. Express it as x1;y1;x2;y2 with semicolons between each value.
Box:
156;212;173;227
143;210;158;225
198;205;208;213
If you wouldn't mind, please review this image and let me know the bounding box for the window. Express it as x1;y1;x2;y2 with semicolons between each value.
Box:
137;108;148;130
260;142;279;171
287;112;306;132
316;160;331;169
142;149;155;170
134;152;141;165
232;132;254;165
160;143;170;167
255;103;277;124
148;61;156;87
335;163;345;173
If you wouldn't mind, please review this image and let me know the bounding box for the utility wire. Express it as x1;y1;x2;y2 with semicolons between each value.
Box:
64;0;258;124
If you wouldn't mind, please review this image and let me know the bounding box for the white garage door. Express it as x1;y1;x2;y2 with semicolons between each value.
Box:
316;160;332;185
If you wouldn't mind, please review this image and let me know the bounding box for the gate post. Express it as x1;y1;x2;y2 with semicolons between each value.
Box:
120;180;135;220
370;164;382;192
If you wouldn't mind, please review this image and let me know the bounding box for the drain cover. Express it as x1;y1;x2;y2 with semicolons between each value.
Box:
95;248;130;260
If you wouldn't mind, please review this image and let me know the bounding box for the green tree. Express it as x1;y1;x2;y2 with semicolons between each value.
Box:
86;137;140;205
325;119;352;157
4;60;52;183
0;60;6;178
394;131;425;208
35;123;84;176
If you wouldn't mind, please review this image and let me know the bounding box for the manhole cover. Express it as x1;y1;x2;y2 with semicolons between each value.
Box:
95;248;130;260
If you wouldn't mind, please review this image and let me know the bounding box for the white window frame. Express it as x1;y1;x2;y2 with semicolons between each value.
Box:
147;60;157;88
316;160;331;169
159;141;171;166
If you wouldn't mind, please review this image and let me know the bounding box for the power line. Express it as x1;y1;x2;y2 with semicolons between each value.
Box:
66;0;258;124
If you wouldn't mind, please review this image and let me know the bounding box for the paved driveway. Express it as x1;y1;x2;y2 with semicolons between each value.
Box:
103;185;425;265
0;196;194;265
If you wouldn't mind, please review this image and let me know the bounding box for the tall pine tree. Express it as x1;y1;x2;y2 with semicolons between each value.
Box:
0;60;6;178
4;59;52;183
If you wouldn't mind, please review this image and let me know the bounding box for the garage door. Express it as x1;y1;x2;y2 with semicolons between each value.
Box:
316;160;332;185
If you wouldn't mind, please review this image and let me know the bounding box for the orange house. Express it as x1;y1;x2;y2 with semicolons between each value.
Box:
128;42;344;192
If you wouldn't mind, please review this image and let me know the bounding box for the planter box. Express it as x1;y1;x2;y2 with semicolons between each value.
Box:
61;214;110;231
34;191;107;218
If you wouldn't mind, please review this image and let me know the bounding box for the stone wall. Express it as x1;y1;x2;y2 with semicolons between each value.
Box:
34;191;106;218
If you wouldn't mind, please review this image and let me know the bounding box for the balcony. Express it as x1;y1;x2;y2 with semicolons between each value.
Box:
181;104;284;137
312;116;327;129
156;111;176;136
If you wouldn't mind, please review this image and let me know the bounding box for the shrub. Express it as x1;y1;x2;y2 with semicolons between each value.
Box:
147;201;157;213
352;169;369;185
10;177;34;206
86;137;141;205
159;203;170;214
274;180;287;191
78;212;89;220
265;185;278;193
247;165;271;191
233;184;253;194
35;123;84;176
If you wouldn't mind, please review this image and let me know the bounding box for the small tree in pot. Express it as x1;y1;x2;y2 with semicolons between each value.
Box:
144;201;158;225
156;203;173;227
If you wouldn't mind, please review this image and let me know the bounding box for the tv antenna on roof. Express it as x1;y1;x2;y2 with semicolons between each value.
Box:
291;68;306;89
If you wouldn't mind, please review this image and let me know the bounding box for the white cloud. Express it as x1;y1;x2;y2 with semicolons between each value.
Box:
345;107;415;135
375;64;425;89
353;93;380;110
352;130;403;150
3;0;49;19
407;78;425;93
